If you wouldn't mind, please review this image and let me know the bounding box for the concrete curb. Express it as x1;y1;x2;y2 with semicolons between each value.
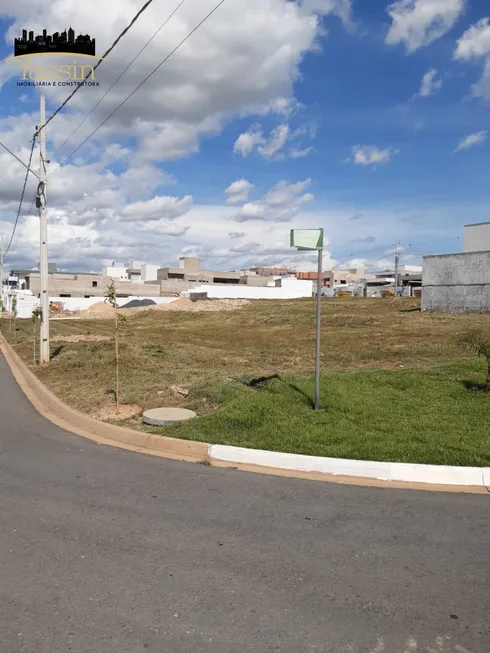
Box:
210;446;490;488
2;334;489;492
0;334;209;463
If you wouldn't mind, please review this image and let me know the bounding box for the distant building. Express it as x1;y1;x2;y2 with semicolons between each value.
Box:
157;257;242;295
322;265;372;288
250;266;295;277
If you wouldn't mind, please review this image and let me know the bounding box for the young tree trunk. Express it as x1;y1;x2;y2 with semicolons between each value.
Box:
115;307;119;412
33;324;36;365
486;359;490;393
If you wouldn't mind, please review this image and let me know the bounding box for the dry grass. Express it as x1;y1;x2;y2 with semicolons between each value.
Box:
4;297;490;415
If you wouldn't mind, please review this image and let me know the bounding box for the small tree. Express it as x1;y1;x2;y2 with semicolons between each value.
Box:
31;306;43;365
104;282;126;412
458;330;490;393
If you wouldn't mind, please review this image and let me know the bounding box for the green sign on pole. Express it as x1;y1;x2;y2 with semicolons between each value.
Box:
290;229;324;250
290;228;324;411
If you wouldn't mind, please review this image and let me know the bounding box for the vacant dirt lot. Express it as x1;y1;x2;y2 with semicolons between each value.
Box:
5;297;489;415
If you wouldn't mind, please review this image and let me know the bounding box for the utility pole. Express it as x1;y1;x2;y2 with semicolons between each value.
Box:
394;240;400;297
38;94;50;364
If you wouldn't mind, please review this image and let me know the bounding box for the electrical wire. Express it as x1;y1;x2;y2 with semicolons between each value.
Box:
35;0;157;138
0;141;39;179
54;0;189;157
4;136;37;258
48;0;226;178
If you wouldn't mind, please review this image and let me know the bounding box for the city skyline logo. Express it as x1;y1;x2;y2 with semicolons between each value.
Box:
3;26;102;88
14;28;96;57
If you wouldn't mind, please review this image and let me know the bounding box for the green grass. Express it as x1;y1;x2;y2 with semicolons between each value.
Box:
2;298;490;466
151;359;490;467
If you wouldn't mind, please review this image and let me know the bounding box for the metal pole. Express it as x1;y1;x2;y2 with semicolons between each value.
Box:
39;94;50;364
315;247;323;410
394;240;400;297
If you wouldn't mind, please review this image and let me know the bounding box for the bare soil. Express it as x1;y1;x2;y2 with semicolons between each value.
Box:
91;401;142;422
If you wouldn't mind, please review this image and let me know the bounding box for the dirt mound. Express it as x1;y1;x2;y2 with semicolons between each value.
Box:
82;302;114;317
121;298;156;308
151;299;250;313
79;298;251;318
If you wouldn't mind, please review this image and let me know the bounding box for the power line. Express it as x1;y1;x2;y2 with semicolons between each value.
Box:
54;0;189;157
0;141;39;180
48;0;226;177
4;136;37;258
35;0;158;138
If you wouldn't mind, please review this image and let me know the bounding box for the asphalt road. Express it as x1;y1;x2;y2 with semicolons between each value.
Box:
0;355;489;653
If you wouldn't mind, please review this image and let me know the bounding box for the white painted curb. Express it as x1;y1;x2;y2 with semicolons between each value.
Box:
208;445;490;487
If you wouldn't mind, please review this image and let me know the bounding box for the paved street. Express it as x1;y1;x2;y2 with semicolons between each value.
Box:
0;354;489;653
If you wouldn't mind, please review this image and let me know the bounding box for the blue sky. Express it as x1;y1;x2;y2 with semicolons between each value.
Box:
0;0;489;272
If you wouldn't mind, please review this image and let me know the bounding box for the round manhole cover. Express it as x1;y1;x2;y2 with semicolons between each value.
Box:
142;407;197;426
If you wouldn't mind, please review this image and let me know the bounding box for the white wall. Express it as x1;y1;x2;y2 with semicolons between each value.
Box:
464;223;490;253
103;266;128;281
189;278;313;300
141;264;159;282
50;296;177;312
3;291;40;319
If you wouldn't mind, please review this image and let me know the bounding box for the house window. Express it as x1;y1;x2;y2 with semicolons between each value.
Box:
92;281;98;288
60;293;71;298
340;280;347;285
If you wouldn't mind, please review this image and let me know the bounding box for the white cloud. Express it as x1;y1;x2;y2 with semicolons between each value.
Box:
290;146;314;158
454;130;487;153
385;0;466;53
258;125;290;159
120;195;193;222
234;124;290;160
351;145;398;167
454;18;490;100
454;17;490;60
234;122;315;160
233;125;265;157
473;58;490;99
419;68;442;96
300;0;353;26
225;179;253;205
233;179;314;223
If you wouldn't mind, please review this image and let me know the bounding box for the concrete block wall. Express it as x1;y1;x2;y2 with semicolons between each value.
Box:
422;251;490;313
